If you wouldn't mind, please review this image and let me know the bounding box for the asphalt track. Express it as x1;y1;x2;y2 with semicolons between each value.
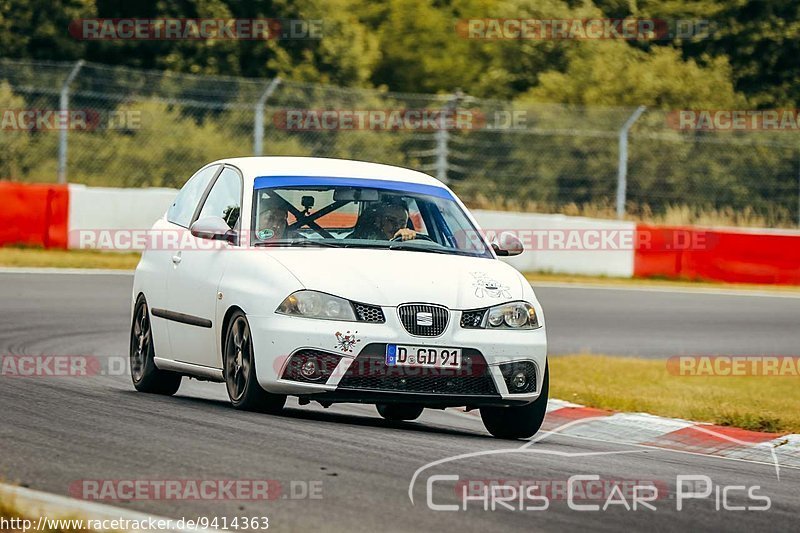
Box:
0;271;798;532
535;282;800;357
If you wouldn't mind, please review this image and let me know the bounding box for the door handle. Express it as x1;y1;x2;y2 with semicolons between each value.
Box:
171;253;182;265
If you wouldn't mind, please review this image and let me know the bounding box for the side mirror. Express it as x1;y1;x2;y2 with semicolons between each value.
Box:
491;231;524;257
190;216;237;243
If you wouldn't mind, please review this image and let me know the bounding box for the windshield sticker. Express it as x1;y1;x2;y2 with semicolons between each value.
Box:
257;228;275;240
471;272;512;299
335;330;361;353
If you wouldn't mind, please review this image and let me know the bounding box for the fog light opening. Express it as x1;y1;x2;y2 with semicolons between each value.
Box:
499;361;537;394
282;350;343;383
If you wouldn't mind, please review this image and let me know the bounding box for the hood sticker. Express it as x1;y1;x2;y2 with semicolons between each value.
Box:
335;330;361;353
471;272;512;299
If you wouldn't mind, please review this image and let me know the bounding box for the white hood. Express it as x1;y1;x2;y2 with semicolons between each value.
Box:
266;248;526;308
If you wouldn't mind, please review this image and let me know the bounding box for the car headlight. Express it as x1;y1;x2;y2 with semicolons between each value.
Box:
484;302;540;329
276;290;357;321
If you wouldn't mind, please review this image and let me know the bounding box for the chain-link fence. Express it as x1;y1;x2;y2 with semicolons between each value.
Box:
1;58;799;227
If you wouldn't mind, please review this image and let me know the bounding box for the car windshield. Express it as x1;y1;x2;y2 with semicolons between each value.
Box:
251;179;492;258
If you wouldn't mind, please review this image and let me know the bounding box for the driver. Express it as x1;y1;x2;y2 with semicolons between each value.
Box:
350;197;416;241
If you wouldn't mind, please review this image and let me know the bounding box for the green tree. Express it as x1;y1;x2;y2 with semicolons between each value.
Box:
0;0;93;60
0;82;31;179
682;0;800;107
518;42;742;108
593;0;800;107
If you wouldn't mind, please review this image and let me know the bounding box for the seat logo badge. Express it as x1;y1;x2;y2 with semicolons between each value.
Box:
416;312;433;326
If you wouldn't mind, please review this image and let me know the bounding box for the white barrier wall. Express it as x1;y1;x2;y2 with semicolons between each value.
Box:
472;210;635;277
67;186;635;277
67;184;177;249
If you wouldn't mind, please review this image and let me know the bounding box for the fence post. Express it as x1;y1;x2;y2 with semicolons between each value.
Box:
57;60;85;184
434;90;463;183
435;124;448;183
616;105;646;219
253;77;282;156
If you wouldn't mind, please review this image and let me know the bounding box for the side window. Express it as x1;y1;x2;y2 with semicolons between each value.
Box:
167;165;219;228
197;167;242;229
434;199;469;248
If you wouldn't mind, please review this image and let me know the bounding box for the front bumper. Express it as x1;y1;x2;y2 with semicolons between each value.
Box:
247;307;547;405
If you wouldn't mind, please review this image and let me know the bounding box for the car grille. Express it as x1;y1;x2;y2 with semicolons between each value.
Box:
460;309;486;329
337;344;499;396
353;302;385;323
397;303;449;337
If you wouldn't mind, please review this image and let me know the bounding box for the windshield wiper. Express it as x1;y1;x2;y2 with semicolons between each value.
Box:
253;239;342;248
387;242;451;254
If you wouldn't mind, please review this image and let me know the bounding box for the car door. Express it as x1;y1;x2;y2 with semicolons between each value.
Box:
165;165;243;369
148;163;220;359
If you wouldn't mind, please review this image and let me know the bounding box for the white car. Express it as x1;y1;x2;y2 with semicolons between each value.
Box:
131;157;548;439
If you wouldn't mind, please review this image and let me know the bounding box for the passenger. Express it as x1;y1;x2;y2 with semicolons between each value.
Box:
256;197;290;240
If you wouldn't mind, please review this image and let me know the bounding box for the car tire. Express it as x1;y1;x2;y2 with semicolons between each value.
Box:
224;310;286;413
480;362;549;439
376;403;424;421
130;296;182;395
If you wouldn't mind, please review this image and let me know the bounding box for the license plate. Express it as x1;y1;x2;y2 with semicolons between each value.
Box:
385;344;462;369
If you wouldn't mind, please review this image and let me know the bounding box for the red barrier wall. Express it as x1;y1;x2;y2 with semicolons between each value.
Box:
0;182;69;249
635;224;800;285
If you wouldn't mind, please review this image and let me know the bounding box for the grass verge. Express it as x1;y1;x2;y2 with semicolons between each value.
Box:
0;247;140;270
550;355;800;433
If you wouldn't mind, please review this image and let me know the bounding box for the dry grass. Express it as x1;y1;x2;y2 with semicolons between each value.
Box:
550;354;800;433
646;204;776;228
0;247;140;270
460;192;798;229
